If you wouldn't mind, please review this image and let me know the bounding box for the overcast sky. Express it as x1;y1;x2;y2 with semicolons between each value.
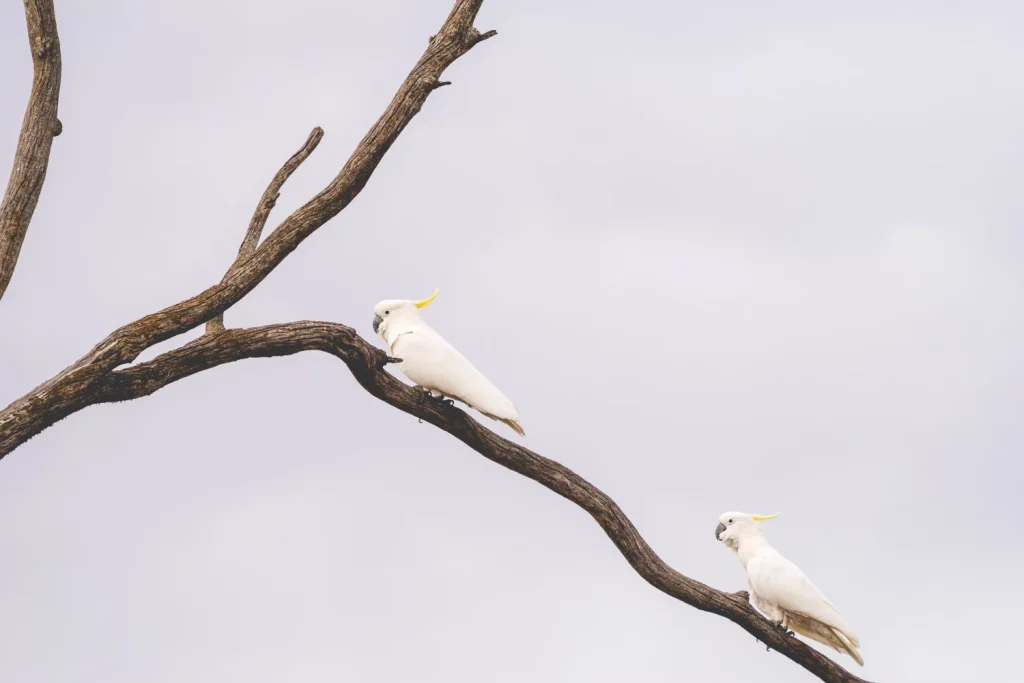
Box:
1;1;1022;681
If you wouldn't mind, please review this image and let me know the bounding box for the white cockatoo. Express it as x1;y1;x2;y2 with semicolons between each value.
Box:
372;289;524;436
715;511;863;666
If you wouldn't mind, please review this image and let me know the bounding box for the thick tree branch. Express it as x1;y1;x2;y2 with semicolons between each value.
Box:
0;4;870;681
206;127;324;334
0;0;62;300
0;0;494;452
85;323;867;683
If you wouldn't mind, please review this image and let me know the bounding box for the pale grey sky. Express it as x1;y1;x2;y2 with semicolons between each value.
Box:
1;1;1022;681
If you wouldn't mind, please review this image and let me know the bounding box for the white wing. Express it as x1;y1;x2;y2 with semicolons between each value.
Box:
748;579;783;621
391;327;520;422
747;551;858;644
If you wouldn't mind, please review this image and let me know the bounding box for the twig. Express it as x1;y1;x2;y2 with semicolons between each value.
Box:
206;127;324;334
0;0;62;300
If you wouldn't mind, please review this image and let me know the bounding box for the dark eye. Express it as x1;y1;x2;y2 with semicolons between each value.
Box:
384;310;389;315
728;519;734;524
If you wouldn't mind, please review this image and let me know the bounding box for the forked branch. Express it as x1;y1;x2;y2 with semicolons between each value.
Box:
0;2;871;681
0;0;495;452
207;127;324;333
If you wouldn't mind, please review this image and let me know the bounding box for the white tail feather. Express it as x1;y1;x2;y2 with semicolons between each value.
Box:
482;412;525;436
786;612;864;666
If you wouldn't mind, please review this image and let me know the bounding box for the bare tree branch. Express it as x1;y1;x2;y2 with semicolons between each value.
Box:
83;323;867;683
206;127;325;334
0;0;494;451
0;3;871;681
0;0;62;300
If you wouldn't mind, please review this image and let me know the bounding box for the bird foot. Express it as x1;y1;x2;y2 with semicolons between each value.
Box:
414;386;454;406
377;354;402;368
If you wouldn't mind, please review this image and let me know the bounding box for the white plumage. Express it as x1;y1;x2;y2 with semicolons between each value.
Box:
372;290;524;436
715;511;863;666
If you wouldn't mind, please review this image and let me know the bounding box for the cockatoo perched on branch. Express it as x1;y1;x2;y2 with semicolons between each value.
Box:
715;511;864;666
372;289;525;436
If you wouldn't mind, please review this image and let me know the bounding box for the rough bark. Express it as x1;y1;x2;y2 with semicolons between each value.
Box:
0;2;873;682
95;323;868;683
0;0;62;300
0;0;496;453
206;127;325;334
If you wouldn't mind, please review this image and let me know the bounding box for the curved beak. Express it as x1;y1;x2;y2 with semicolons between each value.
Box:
372;314;383;334
715;522;726;541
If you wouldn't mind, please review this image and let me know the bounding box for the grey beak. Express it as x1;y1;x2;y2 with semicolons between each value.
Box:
372;314;383;334
715;522;726;541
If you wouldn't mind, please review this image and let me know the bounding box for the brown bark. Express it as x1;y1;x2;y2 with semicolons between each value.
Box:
0;0;62;300
206;127;325;334
0;2;873;682
0;0;495;453
96;323;868;683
